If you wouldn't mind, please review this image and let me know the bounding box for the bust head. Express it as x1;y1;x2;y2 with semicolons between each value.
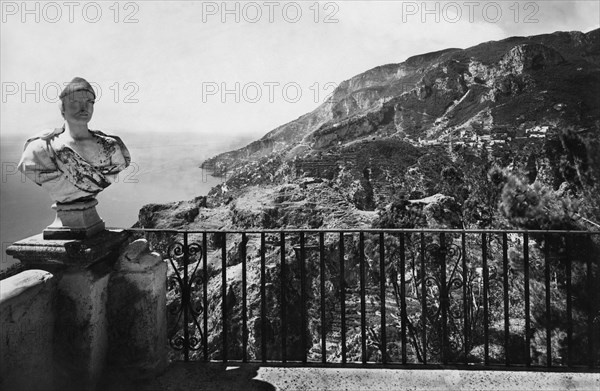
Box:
58;77;96;125
60;90;95;125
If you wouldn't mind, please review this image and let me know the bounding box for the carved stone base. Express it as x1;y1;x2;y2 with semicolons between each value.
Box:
44;199;105;240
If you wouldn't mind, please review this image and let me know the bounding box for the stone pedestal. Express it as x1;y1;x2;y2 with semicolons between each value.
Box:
53;269;111;390
44;198;105;240
6;229;129;273
6;230;130;391
107;239;168;379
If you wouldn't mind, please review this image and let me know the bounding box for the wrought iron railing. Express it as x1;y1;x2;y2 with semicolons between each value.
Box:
124;228;600;370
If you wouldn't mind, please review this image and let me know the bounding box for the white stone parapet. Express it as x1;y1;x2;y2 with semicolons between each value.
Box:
0;270;57;391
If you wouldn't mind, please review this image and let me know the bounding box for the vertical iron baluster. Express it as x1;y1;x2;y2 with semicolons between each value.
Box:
261;233;267;363
183;232;190;362
440;232;448;365
280;231;287;363
544;233;552;368
221;232;227;363
586;236;594;369
202;232;208;362
461;232;469;364
359;232;367;364
502;232;510;366
242;233;248;363
420;232;427;365
379;232;387;365
300;232;307;364
565;235;572;367
320;232;327;364
524;233;531;367
482;232;489;366
400;233;407;365
340;231;347;364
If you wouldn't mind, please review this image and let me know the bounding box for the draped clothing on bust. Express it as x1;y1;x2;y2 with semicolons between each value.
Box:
18;127;131;203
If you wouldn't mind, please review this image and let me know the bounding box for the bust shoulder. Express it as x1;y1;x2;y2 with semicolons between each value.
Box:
92;132;120;147
89;129;131;169
21;128;63;158
21;131;55;161
23;136;48;152
25;128;63;143
18;131;59;181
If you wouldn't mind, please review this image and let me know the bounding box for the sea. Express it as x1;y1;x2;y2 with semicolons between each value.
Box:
0;131;251;272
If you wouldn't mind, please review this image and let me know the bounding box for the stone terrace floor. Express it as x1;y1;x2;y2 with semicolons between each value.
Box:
101;362;600;391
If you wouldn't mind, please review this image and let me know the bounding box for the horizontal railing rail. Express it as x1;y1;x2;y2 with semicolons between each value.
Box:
120;228;600;370
116;227;600;234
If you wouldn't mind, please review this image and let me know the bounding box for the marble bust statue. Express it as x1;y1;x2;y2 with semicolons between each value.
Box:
17;77;131;239
18;77;131;203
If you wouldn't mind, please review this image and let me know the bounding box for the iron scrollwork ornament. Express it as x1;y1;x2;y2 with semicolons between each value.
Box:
167;240;204;355
405;237;468;362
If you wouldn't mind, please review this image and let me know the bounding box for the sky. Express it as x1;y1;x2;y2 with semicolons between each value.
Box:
1;0;599;140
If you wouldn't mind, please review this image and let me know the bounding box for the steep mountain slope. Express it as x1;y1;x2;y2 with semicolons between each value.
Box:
139;29;600;230
203;30;598;168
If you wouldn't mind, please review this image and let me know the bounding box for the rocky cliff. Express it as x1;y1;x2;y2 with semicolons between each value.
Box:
139;28;600;231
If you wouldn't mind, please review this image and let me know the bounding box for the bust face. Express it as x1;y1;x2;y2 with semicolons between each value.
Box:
62;90;95;125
